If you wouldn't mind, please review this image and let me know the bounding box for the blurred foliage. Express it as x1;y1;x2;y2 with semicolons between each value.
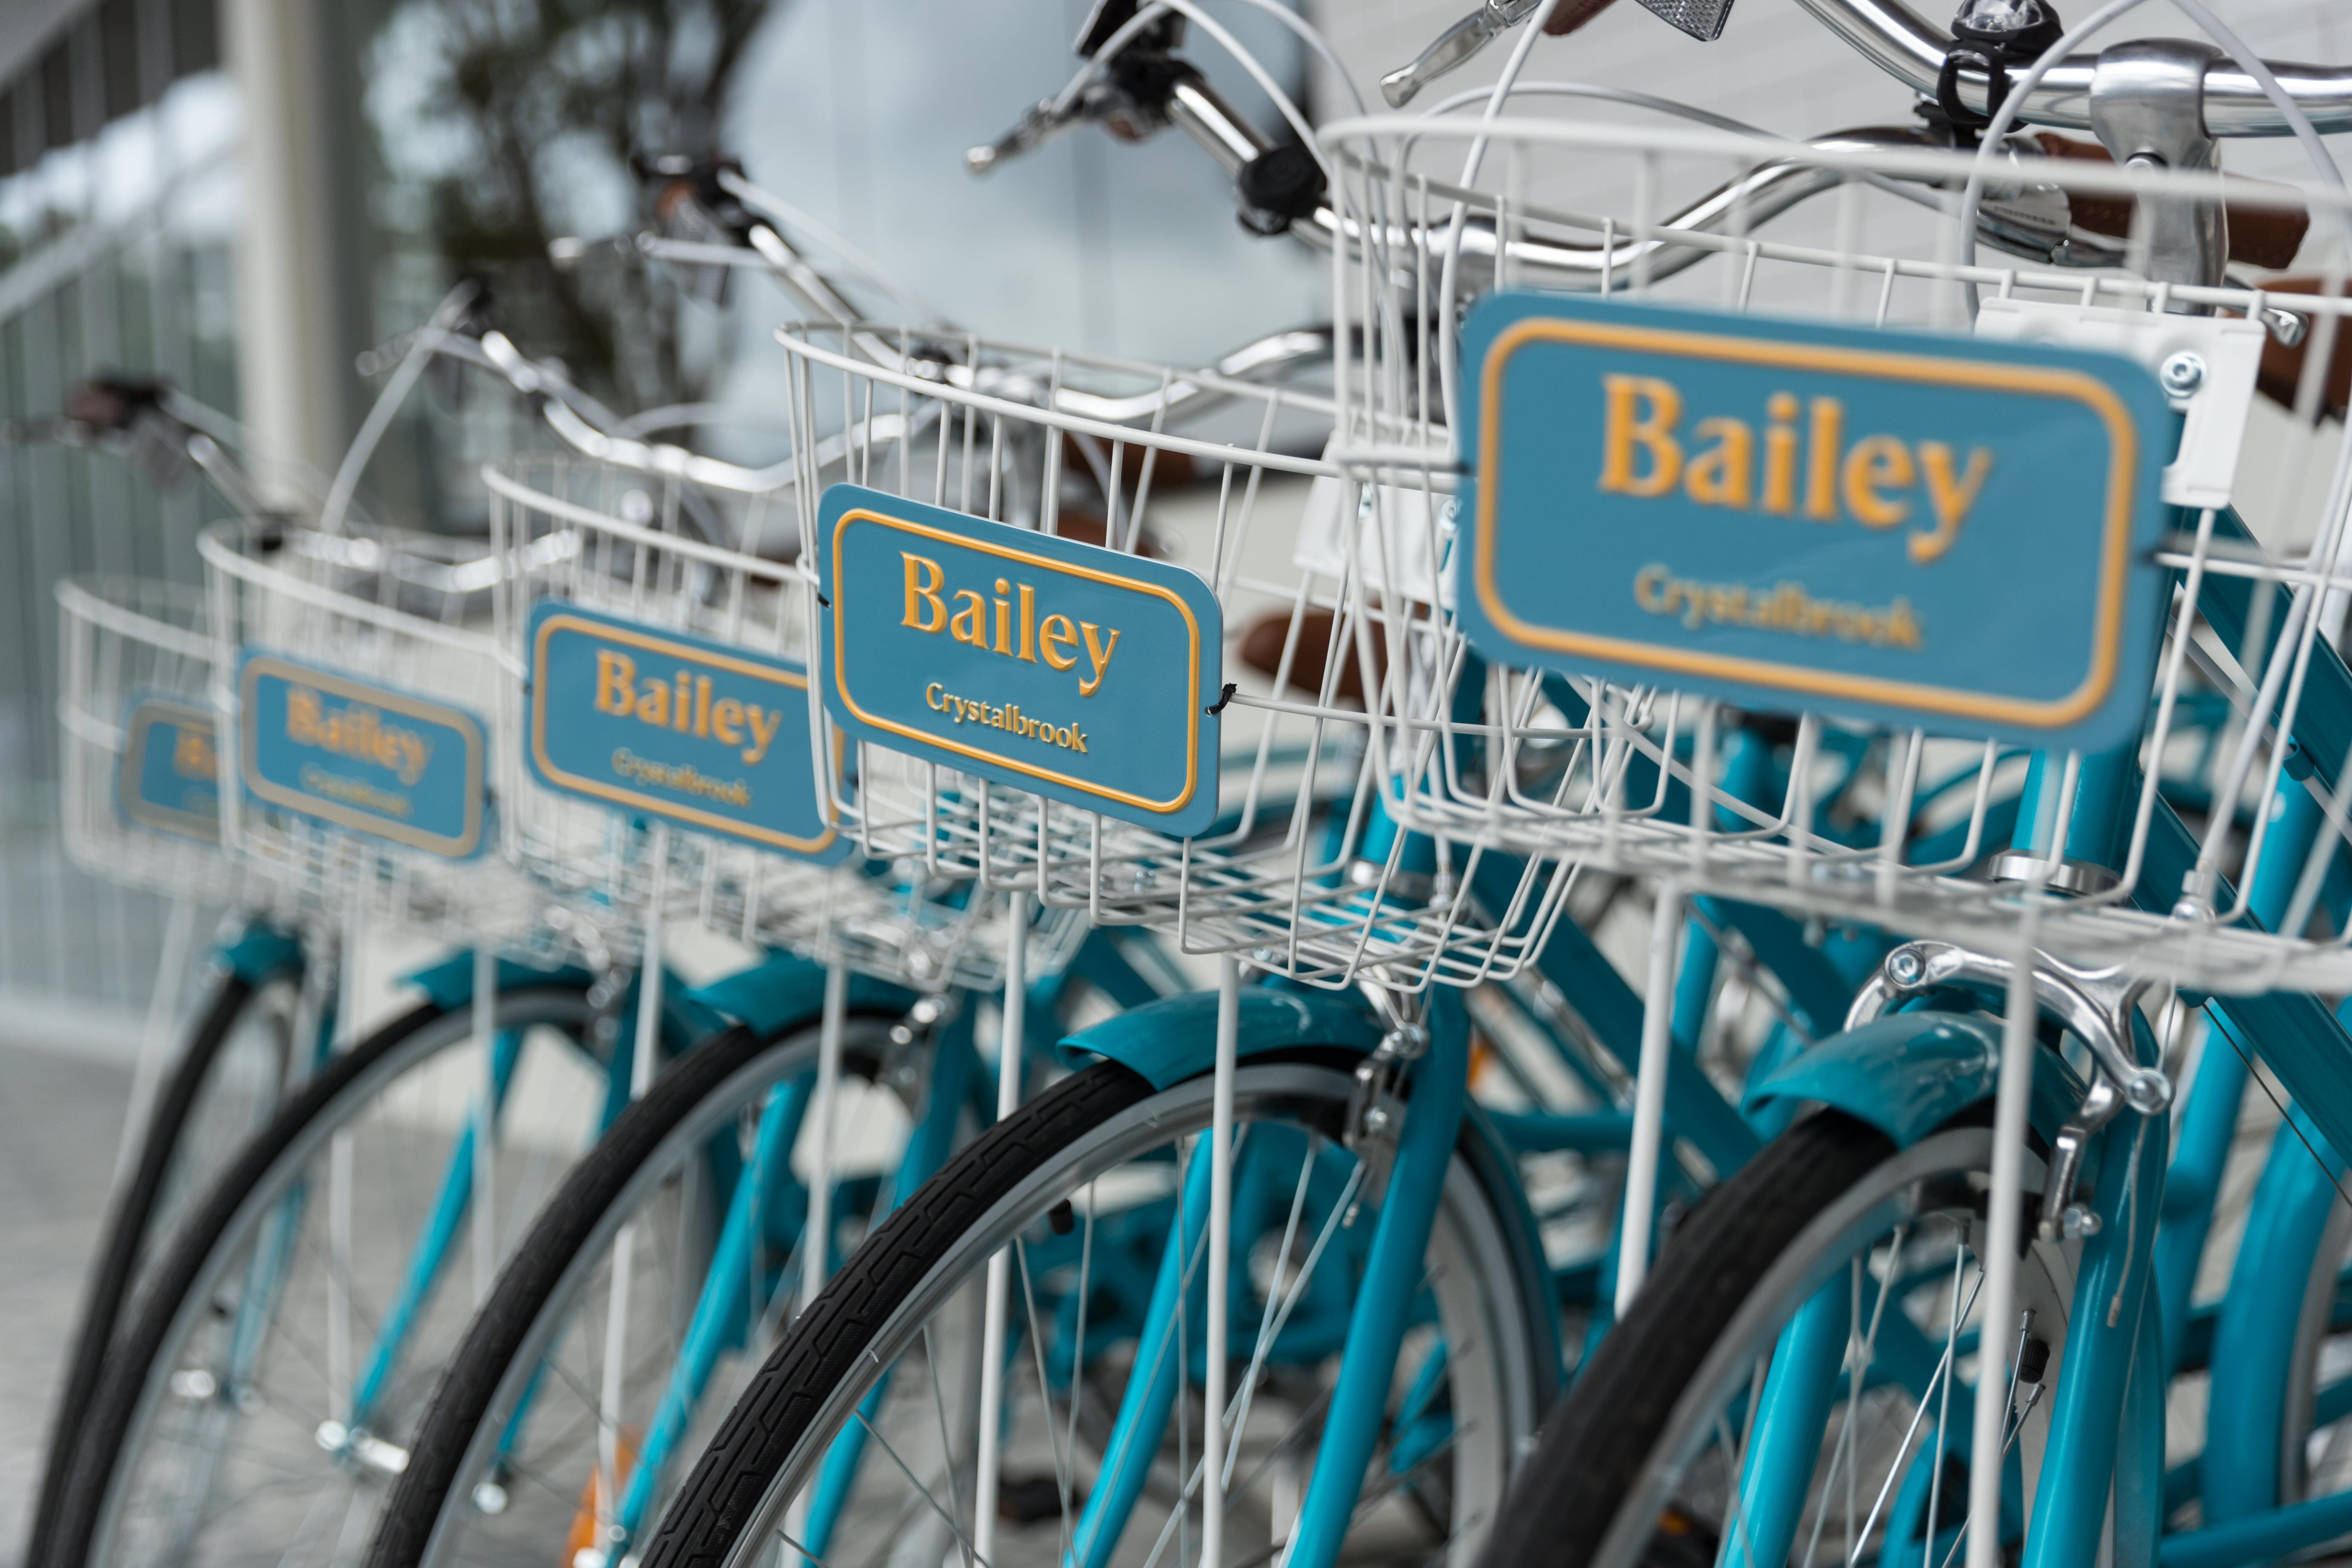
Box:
381;0;772;409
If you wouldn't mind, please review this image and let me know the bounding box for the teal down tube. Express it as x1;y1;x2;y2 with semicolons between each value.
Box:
1719;1278;1852;1568
2196;1091;2346;1526
2021;1108;2168;1568
1469;854;1761;1176
1280;991;1470;1568
2160;1478;2352;1568
226;995;347;1394
616;1074;814;1541
620;1006;979;1550
1066;1130;1219;1568
2117;1288;2166;1568
349;1027;525;1429
799;1011;978;1561
2137;800;2352;1195
2156;782;2324;1374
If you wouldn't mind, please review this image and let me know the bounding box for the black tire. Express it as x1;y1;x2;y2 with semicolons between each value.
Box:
1475;1112;1897;1568
47;980;600;1568
27;969;294;1568
640;1053;1559;1568
365;1006;907;1568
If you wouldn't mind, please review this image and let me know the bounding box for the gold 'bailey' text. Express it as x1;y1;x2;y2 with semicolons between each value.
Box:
900;554;1122;696
173;725;216;780
592;651;785;765
1597;376;1994;565
1634;565;1923;649
285;688;432;784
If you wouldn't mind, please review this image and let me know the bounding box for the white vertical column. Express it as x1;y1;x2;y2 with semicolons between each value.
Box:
1203;957;1242;1568
803;962;850;1312
221;0;345;494
1615;886;1684;1315
973;890;1030;1568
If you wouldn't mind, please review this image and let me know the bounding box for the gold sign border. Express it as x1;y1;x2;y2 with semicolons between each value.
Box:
239;654;488;858
529;610;842;857
120;698;223;843
829;507;1204;816
1475;316;2143;731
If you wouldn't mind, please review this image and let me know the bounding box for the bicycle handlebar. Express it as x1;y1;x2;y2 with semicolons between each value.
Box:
1788;0;2352;135
1383;0;2352;133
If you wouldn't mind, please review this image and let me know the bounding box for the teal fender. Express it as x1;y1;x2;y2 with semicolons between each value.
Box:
1057;987;1386;1086
395;945;846;1053
1746;1010;2086;1148
687;949;916;1039
1062;986;1564;1392
401;950;597;1011
215;921;305;986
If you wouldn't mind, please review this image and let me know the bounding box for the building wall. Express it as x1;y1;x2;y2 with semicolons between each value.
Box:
0;0;239;1017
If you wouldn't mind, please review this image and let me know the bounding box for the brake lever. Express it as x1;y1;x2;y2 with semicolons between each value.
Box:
1381;0;1542;109
967;98;1075;176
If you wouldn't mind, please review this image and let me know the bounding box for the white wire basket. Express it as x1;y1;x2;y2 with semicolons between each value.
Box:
55;574;294;916
481;453;1086;992
200;517;610;968
1320;110;2352;995
777;323;1583;993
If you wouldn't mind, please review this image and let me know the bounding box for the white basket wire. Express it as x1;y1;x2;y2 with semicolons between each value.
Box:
481;453;1086;992
55;574;296;917
200;517;613;969
1320;110;2352;994
777;322;1583;993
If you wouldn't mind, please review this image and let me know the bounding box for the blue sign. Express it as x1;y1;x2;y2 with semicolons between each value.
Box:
526;601;847;862
816;484;1223;837
119;695;221;842
239;653;490;858
1460;294;2173;750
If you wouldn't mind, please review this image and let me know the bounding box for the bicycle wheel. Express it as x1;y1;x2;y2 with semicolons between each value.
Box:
1475;1113;2087;1568
359;996;926;1568
29;964;303;1568
636;1052;1558;1568
48;976;619;1568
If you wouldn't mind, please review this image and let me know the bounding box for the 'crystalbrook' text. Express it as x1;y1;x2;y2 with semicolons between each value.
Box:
925;684;1090;753
1633;565;1923;649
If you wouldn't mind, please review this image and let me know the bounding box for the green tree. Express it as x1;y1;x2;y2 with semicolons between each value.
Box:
380;0;772;408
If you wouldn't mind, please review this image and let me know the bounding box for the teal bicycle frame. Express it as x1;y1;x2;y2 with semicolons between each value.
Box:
1702;502;2352;1568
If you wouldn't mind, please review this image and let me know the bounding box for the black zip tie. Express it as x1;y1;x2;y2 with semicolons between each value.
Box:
815;591;830;607
1205;682;1237;716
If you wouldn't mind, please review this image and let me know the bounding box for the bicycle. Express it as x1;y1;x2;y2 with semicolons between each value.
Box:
28;373;549;1568
341;170;1752;1564
1231;8;2352;1568
362;33;2327;1565
36;291;906;1566
621;9;2352;1568
40;227;1196;1568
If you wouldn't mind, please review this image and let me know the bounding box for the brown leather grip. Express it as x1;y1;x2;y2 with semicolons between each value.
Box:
1237;608;1380;707
2030;134;2309;270
2248;276;2352;421
1544;0;1621;36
